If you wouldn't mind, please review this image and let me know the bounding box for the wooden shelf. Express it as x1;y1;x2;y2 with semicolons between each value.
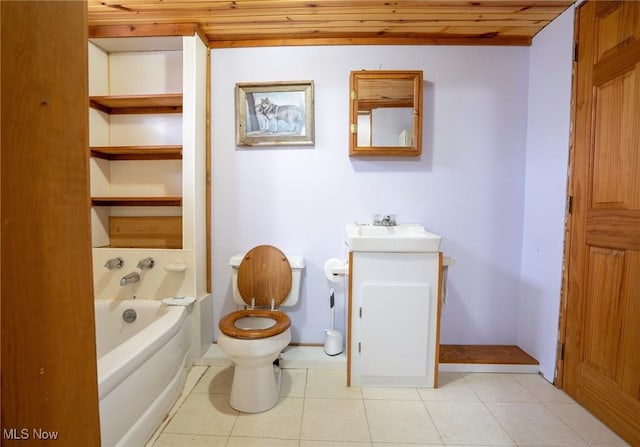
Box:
89;93;182;114
90;145;182;160
91;196;182;207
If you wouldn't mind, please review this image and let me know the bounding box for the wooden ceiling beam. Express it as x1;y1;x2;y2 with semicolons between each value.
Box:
88;0;571;10
88;6;568;16
209;35;533;48
88;23;207;43
89;18;550;30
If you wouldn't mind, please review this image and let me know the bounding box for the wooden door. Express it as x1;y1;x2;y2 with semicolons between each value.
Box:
1;2;101;445
563;1;640;444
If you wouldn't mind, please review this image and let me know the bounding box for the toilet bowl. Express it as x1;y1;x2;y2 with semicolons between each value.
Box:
217;245;304;413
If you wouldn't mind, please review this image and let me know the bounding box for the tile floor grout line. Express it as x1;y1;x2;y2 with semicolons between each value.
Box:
295;368;308;444
459;371;484;403
226;388;241;441
479;398;519;447
296;368;306;445
417;388;446;446
148;365;210;446
360;388;374;445
541;400;596;447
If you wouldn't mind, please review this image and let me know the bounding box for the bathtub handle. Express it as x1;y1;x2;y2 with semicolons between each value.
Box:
137;257;155;270
104;257;124;270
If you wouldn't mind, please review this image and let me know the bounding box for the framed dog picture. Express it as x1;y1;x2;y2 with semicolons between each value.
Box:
235;80;314;146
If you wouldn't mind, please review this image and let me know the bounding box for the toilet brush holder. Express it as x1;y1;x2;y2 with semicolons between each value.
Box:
324;329;343;356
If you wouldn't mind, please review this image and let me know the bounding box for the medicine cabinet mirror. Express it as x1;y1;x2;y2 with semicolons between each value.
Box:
349;70;423;156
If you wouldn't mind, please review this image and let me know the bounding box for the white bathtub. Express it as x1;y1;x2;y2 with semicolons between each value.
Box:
95;299;190;447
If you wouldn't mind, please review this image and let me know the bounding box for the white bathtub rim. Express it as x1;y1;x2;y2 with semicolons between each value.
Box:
97;299;186;399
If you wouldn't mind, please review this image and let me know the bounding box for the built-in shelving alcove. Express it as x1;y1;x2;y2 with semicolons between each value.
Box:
88;37;187;249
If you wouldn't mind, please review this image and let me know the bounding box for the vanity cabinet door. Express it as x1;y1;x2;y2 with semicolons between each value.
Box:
359;283;431;380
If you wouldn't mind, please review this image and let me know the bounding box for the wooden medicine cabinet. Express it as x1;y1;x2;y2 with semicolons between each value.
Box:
349;70;423;156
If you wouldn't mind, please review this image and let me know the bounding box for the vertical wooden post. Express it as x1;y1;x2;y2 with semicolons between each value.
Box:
1;2;101;445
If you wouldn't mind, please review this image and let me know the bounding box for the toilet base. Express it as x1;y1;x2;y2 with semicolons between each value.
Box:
217;327;291;413
230;363;282;413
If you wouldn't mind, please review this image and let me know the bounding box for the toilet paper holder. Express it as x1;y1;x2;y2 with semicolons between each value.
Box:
324;258;348;282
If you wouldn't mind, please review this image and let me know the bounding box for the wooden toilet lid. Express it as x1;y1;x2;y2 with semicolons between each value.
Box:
237;245;292;307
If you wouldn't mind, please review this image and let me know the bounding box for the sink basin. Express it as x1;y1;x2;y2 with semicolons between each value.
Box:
345;223;442;252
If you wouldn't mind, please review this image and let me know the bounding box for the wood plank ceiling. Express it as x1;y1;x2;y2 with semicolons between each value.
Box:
87;1;574;47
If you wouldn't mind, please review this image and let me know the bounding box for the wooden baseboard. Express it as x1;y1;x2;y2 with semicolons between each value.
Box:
439;345;538;365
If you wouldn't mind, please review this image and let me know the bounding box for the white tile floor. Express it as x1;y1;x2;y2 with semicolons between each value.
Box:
146;367;630;447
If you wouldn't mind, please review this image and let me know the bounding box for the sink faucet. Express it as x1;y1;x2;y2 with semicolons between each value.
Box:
120;271;140;286
373;214;396;226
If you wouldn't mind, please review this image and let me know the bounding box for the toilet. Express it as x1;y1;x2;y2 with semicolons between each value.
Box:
217;245;305;413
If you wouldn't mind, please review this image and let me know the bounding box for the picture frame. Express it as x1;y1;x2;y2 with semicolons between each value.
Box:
236;80;314;146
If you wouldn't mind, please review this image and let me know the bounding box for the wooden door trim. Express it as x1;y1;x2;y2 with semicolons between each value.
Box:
1;2;100;444
555;1;582;389
562;0;597;397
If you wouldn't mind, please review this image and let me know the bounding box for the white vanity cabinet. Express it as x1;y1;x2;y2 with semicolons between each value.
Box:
348;251;442;387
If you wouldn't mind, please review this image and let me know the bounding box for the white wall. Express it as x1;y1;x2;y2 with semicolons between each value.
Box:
211;45;530;344
519;6;575;380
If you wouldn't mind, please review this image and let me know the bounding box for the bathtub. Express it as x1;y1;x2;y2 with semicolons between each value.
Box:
95;299;191;447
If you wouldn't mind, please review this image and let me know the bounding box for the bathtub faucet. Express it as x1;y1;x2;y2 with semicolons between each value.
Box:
120;271;140;286
104;257;124;270
137;257;155;270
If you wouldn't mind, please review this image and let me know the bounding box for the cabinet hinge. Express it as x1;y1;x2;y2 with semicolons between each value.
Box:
557;342;565;361
359;307;362;318
358;342;361;353
350;124;357;134
351;90;357;100
566;195;573;215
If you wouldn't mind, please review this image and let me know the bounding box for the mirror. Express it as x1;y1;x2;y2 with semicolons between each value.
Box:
349;70;423;156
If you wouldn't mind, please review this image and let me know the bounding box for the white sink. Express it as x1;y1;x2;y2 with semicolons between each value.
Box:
345;223;442;252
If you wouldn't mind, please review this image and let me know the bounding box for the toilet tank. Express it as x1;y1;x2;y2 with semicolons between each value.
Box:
229;254;305;308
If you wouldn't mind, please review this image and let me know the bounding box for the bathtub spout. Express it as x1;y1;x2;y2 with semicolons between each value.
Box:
120;271;140;286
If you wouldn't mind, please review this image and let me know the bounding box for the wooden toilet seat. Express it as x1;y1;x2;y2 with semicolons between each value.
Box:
219;309;291;339
219;245;293;340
